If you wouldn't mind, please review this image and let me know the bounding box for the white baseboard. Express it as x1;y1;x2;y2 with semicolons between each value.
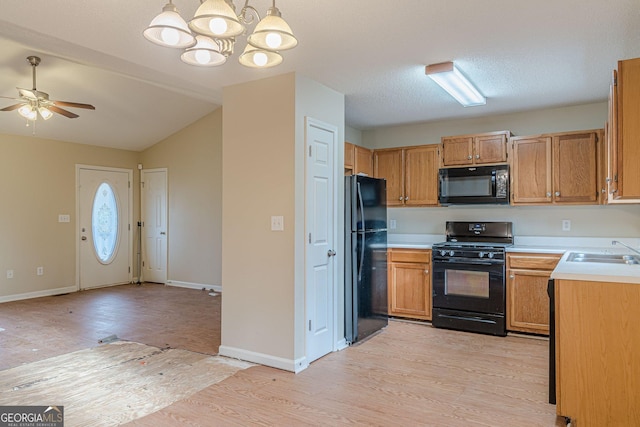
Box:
0;285;77;303
219;345;308;373
165;280;222;293
336;338;348;351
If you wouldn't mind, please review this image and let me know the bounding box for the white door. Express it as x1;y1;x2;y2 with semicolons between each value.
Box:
78;166;132;290
141;169;168;284
305;118;337;363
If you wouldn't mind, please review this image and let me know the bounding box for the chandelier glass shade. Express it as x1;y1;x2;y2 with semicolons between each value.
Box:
144;0;297;68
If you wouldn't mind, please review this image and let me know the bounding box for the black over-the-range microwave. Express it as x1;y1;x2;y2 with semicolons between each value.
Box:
438;164;509;205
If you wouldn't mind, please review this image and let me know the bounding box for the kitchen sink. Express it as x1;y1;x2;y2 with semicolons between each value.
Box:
567;252;640;265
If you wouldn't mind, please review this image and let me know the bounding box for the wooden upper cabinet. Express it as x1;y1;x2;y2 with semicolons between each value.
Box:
441;131;510;166
374;149;404;206
511;130;602;205
609;58;640;201
553;132;598;204
374;145;439;207
404;146;439;206
441;136;473;166
475;133;509;164
344;141;355;174
511;136;552;204
354;145;373;176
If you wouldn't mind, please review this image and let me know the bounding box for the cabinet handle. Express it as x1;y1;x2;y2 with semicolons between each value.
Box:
467;155;472;160
546;192;552;197
509;274;514;279
424;269;429;274
475;154;480;159
555;191;560;197
404;196;409;201
399;196;404;201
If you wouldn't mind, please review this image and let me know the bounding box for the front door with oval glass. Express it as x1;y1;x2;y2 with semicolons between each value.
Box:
78;167;132;289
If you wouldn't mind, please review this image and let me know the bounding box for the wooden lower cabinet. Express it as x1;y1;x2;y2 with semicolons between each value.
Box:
555;279;640;426
506;252;561;335
388;248;431;320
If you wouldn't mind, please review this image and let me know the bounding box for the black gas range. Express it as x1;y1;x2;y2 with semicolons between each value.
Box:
431;221;513;336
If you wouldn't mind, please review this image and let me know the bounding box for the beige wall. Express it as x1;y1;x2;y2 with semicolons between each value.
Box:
221;73;298;367
345;125;362;146
141;109;223;287
362;102;640;238
0;133;139;301
220;73;344;372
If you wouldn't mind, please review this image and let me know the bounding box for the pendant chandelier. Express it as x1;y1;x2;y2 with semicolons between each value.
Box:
143;0;297;68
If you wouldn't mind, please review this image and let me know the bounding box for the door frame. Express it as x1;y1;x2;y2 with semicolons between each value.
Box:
304;116;341;364
75;164;134;290
140;167;168;284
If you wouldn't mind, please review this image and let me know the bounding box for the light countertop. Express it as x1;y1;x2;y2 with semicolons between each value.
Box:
387;234;640;284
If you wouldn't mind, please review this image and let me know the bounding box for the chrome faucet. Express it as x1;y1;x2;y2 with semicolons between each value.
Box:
612;240;640;256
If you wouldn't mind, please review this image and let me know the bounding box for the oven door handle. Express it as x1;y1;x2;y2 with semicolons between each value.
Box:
434;258;502;266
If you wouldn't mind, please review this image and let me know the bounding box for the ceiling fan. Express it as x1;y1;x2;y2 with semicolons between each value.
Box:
0;56;95;121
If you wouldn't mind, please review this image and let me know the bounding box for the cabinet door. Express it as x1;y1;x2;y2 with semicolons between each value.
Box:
442;136;473;166
389;261;431;320
374;149;404;206
354;145;373;176
404;145;439;206
553;132;598;204
344;141;355;174
506;269;552;335
511;136;552;204
606;75;618;200
474;134;508;164
615;58;640;199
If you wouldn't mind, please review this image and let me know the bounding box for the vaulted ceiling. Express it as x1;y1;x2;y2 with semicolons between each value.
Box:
1;1;639;151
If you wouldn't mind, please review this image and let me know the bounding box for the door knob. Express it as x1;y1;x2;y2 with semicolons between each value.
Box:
327;250;336;257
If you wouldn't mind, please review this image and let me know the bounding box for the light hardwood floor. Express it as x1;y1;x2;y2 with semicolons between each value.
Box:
0;284;565;426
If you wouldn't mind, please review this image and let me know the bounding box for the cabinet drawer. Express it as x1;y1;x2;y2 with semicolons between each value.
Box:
390;249;431;263
507;253;561;270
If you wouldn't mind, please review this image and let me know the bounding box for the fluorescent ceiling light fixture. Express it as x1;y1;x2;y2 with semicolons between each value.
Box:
425;62;486;107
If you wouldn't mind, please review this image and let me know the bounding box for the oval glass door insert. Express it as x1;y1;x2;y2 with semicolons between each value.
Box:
92;182;119;263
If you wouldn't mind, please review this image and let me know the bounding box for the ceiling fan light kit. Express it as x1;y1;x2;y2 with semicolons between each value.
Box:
0;56;95;123
425;61;486;107
144;0;297;68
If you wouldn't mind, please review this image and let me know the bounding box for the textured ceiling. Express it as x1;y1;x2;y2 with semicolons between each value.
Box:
0;0;639;151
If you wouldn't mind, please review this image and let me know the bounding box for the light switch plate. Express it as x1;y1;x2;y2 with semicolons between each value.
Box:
271;216;284;231
562;219;571;231
58;214;70;223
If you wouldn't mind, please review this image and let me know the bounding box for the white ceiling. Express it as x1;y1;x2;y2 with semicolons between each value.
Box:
0;0;639;151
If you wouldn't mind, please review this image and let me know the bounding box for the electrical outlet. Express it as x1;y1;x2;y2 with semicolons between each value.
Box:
389;219;397;229
271;216;284;231
58;214;70;223
6;270;14;279
37;267;44;276
562;219;571;231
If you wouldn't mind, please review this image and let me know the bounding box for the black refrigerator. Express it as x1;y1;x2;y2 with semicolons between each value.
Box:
345;175;388;344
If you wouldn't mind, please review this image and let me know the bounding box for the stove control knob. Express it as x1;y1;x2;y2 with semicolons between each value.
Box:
488;252;495;259
478;252;485;258
440;250;447;257
449;250;455;256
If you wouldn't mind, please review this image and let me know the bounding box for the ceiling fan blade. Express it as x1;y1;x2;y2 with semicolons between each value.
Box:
0;95;21;101
17;88;37;100
1;103;24;112
52;100;95;110
48;105;79;118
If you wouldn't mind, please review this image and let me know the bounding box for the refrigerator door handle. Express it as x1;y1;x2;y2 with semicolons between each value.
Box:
356;181;366;281
356;181;365;231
